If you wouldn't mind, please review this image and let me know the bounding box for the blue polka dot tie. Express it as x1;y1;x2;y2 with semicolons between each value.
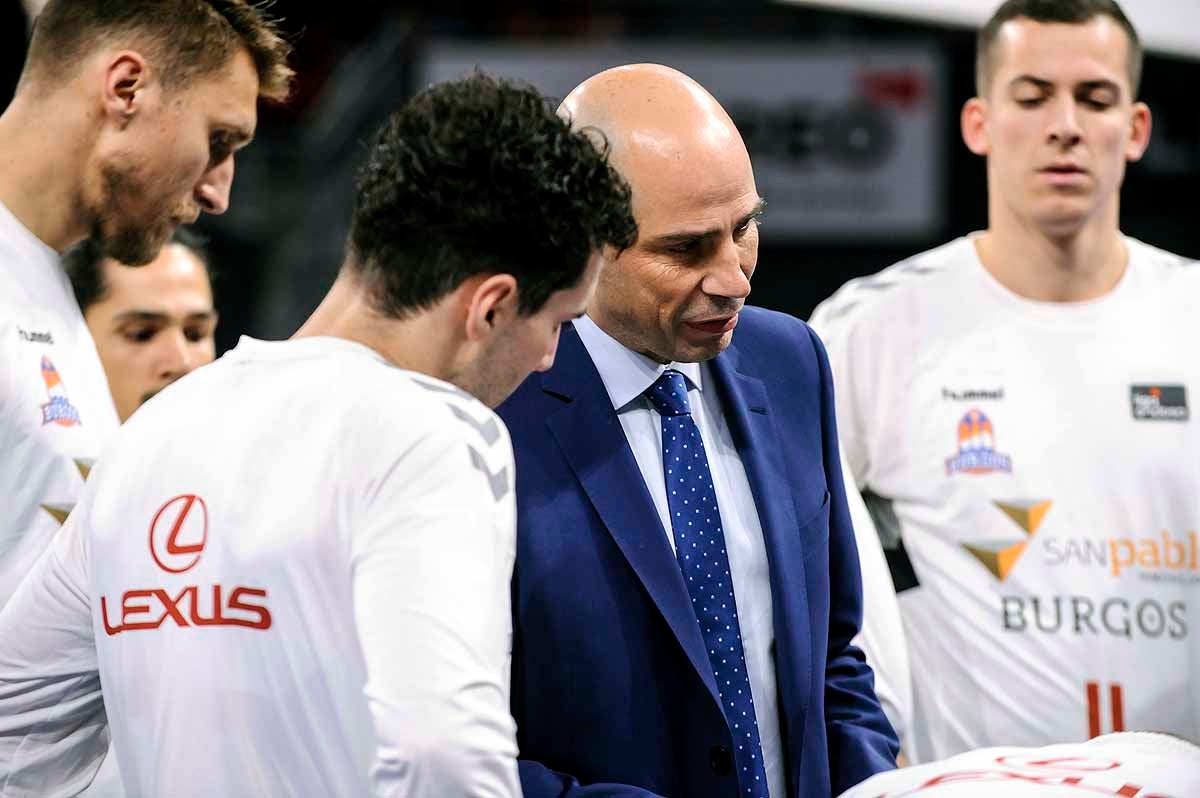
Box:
645;370;770;798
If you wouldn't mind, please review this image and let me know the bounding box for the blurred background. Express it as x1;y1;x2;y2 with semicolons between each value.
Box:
5;0;1198;354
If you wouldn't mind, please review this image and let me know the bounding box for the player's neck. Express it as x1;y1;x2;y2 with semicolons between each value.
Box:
0;95;90;252
294;268;458;380
975;211;1128;303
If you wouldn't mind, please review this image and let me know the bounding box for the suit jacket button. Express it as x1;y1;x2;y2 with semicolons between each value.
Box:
709;745;732;774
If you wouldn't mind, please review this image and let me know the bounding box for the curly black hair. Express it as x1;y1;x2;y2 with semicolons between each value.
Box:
348;72;637;318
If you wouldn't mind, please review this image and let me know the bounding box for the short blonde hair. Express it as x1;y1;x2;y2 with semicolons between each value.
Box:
23;0;294;103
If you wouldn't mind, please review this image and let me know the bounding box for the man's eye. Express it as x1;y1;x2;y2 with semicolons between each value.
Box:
1082;97;1113;110
1016;97;1044;108
210;136;233;163
123;327;156;344
184;328;207;343
667;241;699;255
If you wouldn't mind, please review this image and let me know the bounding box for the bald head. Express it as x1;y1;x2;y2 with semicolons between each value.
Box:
559;64;748;188
561;65;763;365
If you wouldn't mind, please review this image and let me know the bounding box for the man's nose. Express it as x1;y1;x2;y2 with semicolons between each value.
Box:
157;330;195;381
702;239;753;300
195;157;235;215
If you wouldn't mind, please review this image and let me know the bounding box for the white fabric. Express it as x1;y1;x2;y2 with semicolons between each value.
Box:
839;454;912;747
811;235;1200;764
573;314;784;798
0;336;521;798
0;200;124;796
0;199;119;610
837;732;1200;797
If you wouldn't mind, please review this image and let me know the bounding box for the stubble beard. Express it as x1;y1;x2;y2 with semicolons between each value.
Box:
90;162;175;267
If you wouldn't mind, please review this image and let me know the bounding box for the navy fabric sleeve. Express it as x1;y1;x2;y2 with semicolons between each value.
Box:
518;760;667;798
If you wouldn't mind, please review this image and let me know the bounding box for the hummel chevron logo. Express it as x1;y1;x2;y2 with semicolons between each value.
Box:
468;447;509;501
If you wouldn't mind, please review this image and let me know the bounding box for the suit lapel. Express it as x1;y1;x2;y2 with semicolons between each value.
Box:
542;328;722;706
709;343;813;727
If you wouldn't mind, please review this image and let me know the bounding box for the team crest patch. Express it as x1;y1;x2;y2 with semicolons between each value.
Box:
945;408;1011;475
39;356;82;427
1130;384;1188;421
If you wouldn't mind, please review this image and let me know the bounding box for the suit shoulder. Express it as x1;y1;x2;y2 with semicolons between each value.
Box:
496;370;561;443
738;305;818;351
731;307;827;386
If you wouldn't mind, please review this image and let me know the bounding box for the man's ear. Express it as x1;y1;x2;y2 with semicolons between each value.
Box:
1125;101;1152;163
102;51;150;128
961;96;991;157
464;273;519;342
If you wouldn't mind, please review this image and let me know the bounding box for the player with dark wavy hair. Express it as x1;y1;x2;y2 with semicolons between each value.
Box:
349;72;636;322
0;72;634;796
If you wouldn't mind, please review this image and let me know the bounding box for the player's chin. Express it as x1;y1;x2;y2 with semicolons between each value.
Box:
1031;204;1094;236
105;224;171;267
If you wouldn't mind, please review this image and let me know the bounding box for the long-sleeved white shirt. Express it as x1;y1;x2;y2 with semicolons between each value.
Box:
811;235;1200;763
0;335;522;798
0;199;119;609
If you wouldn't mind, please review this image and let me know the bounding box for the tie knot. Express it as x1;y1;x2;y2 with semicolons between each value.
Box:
646;369;692;417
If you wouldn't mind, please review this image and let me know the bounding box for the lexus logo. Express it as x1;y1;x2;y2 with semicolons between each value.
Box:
148;494;208;573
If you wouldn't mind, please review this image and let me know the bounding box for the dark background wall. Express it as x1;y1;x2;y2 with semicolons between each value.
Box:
4;0;1197;353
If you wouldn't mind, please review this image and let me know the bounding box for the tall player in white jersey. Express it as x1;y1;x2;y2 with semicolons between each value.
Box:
810;0;1200;764
0;73;638;796
0;5;291;794
0;0;291;610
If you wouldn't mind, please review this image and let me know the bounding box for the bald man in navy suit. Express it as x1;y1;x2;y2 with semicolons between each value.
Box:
498;64;898;798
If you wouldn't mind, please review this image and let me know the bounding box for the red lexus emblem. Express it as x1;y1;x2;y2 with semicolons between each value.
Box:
148;494;208;573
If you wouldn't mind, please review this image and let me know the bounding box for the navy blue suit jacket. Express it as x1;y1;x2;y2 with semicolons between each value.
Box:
497;307;897;798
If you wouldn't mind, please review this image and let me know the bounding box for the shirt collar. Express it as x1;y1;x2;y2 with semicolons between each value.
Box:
0;198;75;309
572;314;704;412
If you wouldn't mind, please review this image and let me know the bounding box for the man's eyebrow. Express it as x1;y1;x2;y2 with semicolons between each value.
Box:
113;310;167;324
113;310;216;324
647;199;767;248
1009;75;1054;91
1009;76;1122;96
1076;79;1121;95
741;199;768;226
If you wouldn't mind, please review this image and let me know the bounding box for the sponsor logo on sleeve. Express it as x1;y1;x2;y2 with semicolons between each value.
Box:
39;356;82;427
945;408;1012;475
941;386;1005;402
17;327;55;345
100;494;272;635
1130;385;1188;421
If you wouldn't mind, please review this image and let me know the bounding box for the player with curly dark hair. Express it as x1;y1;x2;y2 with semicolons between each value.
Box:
349;71;637;320
0;72;634;796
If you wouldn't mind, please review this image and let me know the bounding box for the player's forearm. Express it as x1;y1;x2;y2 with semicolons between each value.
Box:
0;678;109;798
369;676;519;797
0;528;107;796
